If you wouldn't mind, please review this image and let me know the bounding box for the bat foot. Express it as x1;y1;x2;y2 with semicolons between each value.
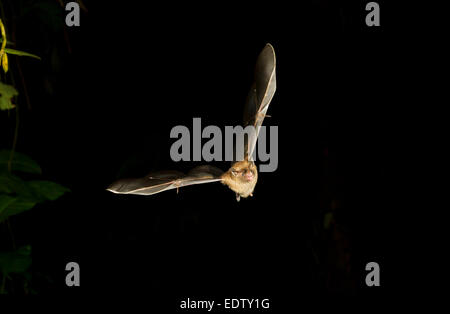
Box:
250;193;253;197
235;193;241;202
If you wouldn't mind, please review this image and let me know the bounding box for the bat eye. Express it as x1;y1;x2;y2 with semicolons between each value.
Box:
231;169;238;176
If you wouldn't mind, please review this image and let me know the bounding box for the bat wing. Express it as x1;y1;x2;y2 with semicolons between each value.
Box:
107;165;224;196
243;43;276;160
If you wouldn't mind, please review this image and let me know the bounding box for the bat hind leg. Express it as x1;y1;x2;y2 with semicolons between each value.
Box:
235;193;241;202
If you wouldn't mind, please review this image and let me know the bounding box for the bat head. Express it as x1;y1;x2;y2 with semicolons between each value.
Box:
230;160;257;183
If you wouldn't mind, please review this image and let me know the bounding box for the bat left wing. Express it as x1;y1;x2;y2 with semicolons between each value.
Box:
107;165;224;196
242;43;277;160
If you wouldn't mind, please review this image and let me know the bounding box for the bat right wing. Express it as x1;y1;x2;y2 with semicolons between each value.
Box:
243;43;277;160
107;165;224;196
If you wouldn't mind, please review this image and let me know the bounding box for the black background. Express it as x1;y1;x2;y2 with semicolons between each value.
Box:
0;0;406;309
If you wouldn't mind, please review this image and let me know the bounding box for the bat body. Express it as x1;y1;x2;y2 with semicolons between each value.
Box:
220;160;258;201
107;44;276;201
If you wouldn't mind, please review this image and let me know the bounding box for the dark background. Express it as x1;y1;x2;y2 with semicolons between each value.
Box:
0;0;404;308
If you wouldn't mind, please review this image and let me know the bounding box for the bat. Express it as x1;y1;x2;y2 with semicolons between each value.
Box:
107;43;276;201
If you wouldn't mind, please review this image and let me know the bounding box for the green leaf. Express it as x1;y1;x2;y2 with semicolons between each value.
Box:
0;199;36;222
0;245;32;276
0;38;15;46
4;48;41;60
0;174;14;194
0;172;35;198
0;195;16;217
0;150;42;174
27;180;70;201
0;82;18;110
0;172;39;222
0;195;36;223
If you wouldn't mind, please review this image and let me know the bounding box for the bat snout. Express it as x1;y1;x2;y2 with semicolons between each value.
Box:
244;170;255;181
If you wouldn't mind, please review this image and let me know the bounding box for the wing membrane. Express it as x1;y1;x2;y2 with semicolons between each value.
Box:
107;165;224;196
243;43;276;160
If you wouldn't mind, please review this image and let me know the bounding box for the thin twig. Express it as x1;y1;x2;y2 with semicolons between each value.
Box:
0;1;5;25
1;4;19;255
8;1;31;111
0;9;21;171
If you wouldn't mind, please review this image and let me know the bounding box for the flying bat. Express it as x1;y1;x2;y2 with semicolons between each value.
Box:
107;43;276;201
